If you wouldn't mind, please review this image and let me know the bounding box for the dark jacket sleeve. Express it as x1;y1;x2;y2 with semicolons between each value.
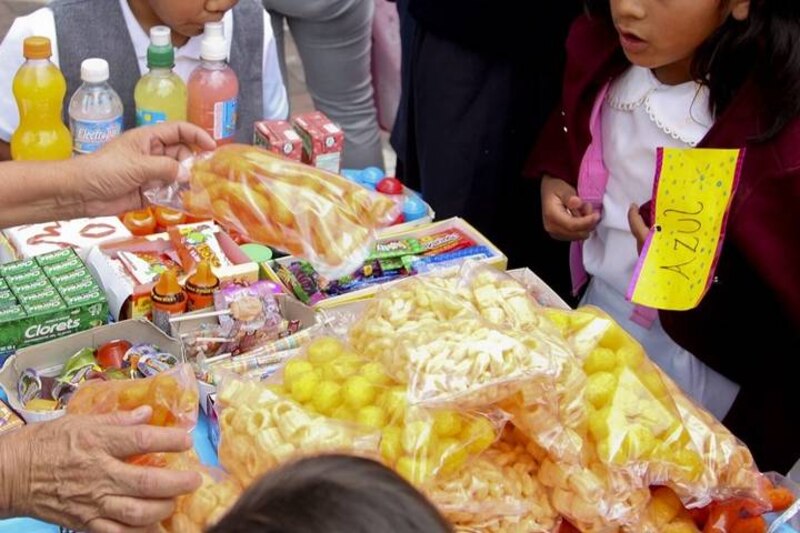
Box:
524;106;574;184
734;158;800;329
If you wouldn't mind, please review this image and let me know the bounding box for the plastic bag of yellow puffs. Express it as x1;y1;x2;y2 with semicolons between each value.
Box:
426;428;559;533
348;270;570;408
263;336;506;487
541;306;765;509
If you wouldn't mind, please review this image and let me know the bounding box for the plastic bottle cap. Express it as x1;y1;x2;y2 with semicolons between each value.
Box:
201;22;228;61
23;36;51;59
148;26;175;68
153;269;182;297
80;58;110;83
150;26;171;47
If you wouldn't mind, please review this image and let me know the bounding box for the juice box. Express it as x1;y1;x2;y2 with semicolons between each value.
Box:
253;120;303;162
292;111;344;174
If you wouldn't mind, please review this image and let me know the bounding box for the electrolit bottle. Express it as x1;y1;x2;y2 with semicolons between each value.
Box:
135;26;187;125
68;58;123;155
10;37;72;161
187;22;239;144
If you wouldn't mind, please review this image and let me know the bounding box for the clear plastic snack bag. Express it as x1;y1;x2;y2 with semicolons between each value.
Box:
145;144;399;278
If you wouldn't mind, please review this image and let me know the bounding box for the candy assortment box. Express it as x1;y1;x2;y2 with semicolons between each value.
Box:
0;249;108;362
262;217;507;310
169;293;319;414
85;222;258;320
2;217;132;260
0;319;182;423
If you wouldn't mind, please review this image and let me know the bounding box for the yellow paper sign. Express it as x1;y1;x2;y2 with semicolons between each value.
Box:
627;148;742;311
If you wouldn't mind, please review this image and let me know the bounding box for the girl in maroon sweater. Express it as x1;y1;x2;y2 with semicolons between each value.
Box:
528;0;800;472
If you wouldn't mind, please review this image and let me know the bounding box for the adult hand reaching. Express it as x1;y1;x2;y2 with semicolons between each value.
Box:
0;406;201;533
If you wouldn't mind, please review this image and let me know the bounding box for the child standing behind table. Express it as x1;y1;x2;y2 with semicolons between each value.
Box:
0;0;289;159
527;0;800;472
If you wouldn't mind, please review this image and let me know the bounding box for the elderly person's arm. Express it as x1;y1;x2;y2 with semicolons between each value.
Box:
0;122;215;229
0;406;201;532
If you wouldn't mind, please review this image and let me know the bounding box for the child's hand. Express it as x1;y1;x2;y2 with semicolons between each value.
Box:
541;176;600;241
628;204;650;253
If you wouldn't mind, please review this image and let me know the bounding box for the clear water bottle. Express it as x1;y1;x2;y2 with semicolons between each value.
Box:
68;58;124;155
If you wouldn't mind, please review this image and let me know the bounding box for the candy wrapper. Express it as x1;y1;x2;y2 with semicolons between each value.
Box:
168;224;232;273
67;364;199;430
348;267;572;408
145;144;399;279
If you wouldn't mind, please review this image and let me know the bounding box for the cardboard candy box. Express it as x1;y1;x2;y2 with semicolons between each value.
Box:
2;217;132;260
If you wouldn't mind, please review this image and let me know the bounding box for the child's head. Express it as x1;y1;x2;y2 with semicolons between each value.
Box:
587;0;800;139
130;0;239;41
207;455;453;533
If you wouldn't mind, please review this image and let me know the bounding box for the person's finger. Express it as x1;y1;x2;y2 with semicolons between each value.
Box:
143;122;216;153
113;463;202;499
628;203;651;252
103;425;193;459
100;496;176;527
91;406;153;428
560;212;599;234
137;156;183;186
565;195;584;213
86;517;157;533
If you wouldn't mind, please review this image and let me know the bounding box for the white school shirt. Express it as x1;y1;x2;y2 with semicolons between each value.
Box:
0;0;289;142
583;66;714;297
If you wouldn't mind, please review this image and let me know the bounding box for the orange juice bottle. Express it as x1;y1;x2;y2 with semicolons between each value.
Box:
185;260;220;310
151;269;187;334
11;37;72;161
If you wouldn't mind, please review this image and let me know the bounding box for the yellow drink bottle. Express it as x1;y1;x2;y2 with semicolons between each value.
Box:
10;37;72;161
135;26;187;125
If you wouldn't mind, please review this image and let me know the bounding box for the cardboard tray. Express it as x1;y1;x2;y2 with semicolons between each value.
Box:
0;320;183;424
169;294;319;414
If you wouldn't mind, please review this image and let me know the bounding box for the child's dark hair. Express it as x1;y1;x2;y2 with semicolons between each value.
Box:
585;0;800;140
206;455;453;533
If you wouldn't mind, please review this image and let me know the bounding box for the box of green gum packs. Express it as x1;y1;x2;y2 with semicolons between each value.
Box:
0;249;108;362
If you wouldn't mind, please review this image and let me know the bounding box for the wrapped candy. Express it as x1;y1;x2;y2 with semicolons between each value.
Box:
145;144;399;278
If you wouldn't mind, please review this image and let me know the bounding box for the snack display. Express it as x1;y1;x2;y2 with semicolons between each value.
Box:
145;144;398;278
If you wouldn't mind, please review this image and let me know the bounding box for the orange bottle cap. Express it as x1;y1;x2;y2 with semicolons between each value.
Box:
154;269;183;297
23;37;52;60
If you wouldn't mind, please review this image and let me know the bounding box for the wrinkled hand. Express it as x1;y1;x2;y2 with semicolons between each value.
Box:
541;176;600;241
628;203;650;253
1;406;201;533
75;122;216;217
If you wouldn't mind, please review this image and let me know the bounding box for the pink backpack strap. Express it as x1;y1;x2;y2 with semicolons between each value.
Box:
571;82;612;296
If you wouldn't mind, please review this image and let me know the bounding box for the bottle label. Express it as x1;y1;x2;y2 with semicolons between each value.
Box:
70;116;123;154
136;109;167;126
213;97;238;140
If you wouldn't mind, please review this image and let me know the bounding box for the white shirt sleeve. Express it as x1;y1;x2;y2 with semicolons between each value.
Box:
0;8;58;143
261;10;289;121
